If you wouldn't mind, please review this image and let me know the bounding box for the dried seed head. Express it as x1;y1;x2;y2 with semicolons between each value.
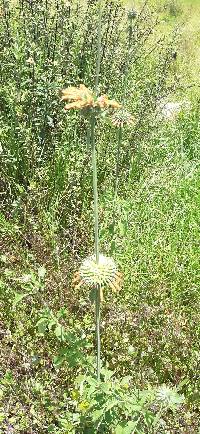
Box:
61;84;95;110
97;95;121;110
111;108;134;127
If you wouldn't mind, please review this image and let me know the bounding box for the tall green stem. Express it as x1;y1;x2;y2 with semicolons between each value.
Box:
122;14;134;104
92;0;102;381
90;113;100;381
113;126;122;231
91;115;99;264
95;0;102;93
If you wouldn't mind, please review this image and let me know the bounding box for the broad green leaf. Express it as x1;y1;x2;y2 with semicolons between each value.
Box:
115;420;139;434
53;354;66;367
92;408;104;422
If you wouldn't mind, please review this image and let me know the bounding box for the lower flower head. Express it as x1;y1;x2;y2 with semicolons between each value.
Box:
73;254;122;297
127;8;137;20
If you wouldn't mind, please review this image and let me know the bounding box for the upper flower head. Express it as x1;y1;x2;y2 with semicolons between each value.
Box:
61;84;95;110
61;84;121;112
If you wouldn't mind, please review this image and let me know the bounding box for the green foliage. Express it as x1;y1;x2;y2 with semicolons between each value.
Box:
49;367;184;433
36;307;93;368
0;0;178;230
164;0;182;17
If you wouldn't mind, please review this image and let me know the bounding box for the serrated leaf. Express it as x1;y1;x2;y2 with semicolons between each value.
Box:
115;420;138;434
92;408;104;422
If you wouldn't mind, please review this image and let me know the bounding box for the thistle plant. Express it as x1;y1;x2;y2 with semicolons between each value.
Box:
61;0;122;381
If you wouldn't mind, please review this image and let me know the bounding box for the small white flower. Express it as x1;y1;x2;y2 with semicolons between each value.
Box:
161;102;182;120
156;385;184;408
111;108;134;127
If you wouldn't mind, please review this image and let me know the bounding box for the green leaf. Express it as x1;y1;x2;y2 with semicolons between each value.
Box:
101;367;114;381
36;318;48;334
47;424;56;433
91;408;104;422
53;354;67;367
115;420;138;434
13;292;29;307
54;324;65;340
108;223;115;235
16;183;25;193
121;375;132;386
0;412;5;423
118;221;127;236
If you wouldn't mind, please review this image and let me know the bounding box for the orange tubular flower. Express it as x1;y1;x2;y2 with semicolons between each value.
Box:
106;99;121;109
61;84;121;112
96;95;121;109
96;95;109;108
61;84;95;110
64;100;92;110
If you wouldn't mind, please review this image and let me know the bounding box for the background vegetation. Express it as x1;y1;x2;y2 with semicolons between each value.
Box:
0;0;199;432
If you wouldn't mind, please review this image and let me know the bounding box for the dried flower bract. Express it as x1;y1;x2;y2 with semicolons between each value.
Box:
96;95;121;110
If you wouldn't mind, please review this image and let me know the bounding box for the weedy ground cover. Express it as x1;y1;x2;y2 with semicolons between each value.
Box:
0;0;200;433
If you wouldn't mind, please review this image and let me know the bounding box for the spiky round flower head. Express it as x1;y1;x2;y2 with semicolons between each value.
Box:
111;108;134;127
127;8;137;20
73;254;122;300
